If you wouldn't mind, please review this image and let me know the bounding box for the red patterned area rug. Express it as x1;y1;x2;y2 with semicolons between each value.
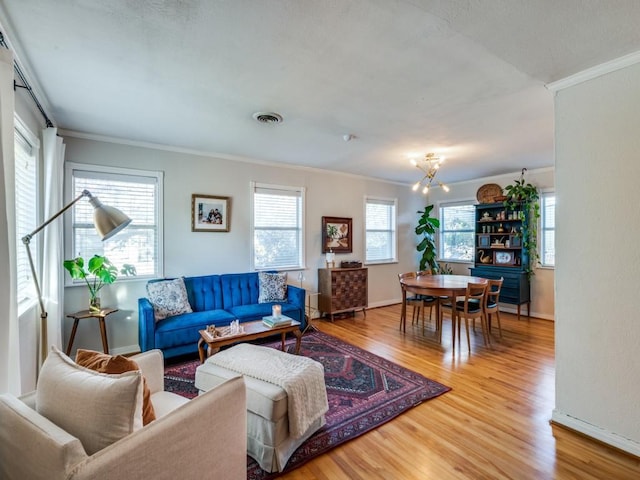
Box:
164;331;451;479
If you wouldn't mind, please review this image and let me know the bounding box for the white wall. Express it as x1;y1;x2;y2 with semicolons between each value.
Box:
553;62;640;454
427;168;556;320
62;136;423;354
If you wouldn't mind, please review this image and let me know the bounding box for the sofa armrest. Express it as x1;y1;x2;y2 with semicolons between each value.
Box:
69;376;247;480
138;298;156;353
0;394;88;480
130;349;164;394
287;284;306;328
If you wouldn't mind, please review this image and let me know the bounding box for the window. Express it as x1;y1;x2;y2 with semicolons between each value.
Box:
365;196;397;264
439;201;475;262
541;192;555;267
14;118;40;310
65;163;163;280
252;182;305;270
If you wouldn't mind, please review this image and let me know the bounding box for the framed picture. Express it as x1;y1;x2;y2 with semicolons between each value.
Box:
478;234;491;248
509;234;522;248
192;194;230;232
322;216;352;253
493;250;516;265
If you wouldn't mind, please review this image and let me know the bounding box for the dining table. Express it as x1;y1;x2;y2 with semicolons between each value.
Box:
399;274;488;342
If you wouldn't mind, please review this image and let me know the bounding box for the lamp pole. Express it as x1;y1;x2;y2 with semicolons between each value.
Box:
21;189;131;373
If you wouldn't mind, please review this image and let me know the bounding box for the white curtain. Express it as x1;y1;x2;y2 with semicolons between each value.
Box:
41;128;65;352
0;48;21;395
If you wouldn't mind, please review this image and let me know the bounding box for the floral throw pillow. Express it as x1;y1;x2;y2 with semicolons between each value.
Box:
146;278;193;321
258;272;288;303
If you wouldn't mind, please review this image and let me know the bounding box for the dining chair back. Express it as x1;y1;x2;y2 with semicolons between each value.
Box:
484;277;504;338
441;281;489;352
398;272;436;332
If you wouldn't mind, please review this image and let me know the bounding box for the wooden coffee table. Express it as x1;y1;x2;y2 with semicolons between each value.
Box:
197;319;302;363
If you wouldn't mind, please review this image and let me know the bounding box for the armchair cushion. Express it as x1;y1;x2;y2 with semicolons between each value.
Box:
36;347;143;455
258;271;288;303
75;349;156;425
146;277;193;320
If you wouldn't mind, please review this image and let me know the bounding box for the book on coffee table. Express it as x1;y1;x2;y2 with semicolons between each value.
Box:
262;315;293;328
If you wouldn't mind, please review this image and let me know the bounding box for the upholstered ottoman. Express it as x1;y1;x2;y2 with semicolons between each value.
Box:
194;343;328;473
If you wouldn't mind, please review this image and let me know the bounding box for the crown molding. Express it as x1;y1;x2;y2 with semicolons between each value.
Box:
546;50;640;92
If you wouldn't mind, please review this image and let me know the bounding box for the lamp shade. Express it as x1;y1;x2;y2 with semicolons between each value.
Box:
89;196;132;240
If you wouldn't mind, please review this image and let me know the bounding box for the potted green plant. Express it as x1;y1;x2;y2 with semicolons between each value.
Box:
415;204;440;273
503;168;540;275
63;255;136;312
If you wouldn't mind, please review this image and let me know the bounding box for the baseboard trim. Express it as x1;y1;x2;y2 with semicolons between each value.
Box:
368;298;554;321
551;410;640;457
110;344;140;356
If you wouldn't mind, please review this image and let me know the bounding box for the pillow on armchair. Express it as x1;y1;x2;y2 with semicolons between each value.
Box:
75;349;156;425
36;346;144;455
258;271;288;303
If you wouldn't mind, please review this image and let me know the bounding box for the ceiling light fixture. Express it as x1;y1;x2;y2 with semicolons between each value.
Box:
410;152;449;194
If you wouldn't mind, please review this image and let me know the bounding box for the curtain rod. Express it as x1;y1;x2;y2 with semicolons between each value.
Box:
0;31;54;128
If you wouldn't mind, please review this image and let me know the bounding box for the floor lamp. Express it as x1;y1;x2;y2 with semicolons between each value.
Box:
21;189;132;371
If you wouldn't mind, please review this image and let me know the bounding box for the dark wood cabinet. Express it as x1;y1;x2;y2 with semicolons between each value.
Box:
472;202;530;318
318;268;368;320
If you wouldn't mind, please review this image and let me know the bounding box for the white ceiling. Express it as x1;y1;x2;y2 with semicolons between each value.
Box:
2;0;640;185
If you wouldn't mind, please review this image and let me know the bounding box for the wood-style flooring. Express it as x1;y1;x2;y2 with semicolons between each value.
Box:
280;304;640;480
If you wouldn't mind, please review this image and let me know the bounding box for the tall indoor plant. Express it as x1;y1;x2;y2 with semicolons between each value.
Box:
63;255;136;312
415;204;440;273
503;168;540;275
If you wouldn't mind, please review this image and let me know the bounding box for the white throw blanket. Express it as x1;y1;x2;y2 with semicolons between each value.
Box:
209;343;329;438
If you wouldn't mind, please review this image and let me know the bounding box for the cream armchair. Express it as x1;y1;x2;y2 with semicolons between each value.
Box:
0;350;247;480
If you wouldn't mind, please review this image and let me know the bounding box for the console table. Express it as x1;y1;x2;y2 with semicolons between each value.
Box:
318;267;368;321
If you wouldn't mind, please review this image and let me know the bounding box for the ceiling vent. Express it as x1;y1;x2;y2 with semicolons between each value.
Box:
253;112;283;124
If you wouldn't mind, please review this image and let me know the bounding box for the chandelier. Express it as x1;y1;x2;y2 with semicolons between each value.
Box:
410;153;450;194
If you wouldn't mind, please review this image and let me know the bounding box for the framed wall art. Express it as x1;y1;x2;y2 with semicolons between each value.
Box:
322;216;352;253
192;194;230;232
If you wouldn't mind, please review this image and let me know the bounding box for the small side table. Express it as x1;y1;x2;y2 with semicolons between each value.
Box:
66;307;118;356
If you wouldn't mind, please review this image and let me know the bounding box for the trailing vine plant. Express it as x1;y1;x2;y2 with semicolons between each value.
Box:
415;204;440;273
503;168;540;276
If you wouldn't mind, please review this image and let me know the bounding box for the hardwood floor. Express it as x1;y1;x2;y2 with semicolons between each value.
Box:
281;304;640;479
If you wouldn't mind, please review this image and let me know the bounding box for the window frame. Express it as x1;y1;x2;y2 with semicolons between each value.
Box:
14;115;40;314
438;199;476;263
364;195;398;265
64;162;164;284
540;190;555;268
250;181;306;271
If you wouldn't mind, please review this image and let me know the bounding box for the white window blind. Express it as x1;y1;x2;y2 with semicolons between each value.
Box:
365;197;397;263
66;163;163;279
541;192;555;267
14;125;39;308
252;183;304;270
439;202;475;262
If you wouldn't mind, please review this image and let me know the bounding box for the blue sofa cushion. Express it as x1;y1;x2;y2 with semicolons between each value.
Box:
221;273;261;309
183;275;225;312
155;309;235;350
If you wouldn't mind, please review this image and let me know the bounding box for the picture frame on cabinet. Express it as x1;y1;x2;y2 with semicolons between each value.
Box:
509;234;522;248
493;250;516;265
478;234;491;248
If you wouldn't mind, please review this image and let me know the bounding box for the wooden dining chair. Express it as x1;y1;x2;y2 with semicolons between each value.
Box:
398;272;436;332
414;270;437;329
484;277;504;338
440;282;489;352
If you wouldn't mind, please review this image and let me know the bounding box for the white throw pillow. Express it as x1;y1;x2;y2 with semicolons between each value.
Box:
146;277;193;320
36;346;143;455
258;271;288;303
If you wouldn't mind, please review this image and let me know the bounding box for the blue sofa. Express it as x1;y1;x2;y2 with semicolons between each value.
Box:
138;272;306;359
